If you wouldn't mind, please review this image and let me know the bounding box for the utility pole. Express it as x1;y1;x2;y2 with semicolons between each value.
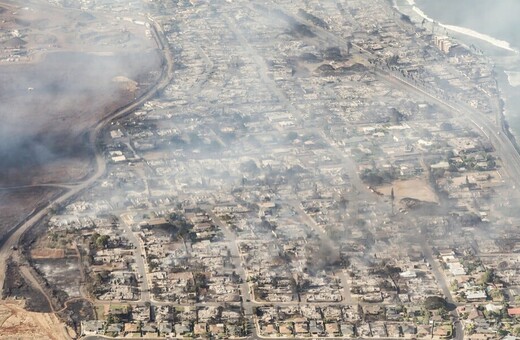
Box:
391;187;395;215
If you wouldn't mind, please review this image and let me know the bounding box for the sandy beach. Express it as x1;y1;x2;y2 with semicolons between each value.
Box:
403;0;518;53
395;0;520;138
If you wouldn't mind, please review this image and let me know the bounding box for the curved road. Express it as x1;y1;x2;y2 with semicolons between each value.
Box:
2;5;515;340
0;18;174;297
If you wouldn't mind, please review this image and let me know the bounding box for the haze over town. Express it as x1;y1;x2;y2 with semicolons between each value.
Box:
1;0;520;339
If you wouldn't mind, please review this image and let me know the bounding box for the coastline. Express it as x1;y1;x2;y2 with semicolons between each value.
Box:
392;0;520;153
402;0;518;54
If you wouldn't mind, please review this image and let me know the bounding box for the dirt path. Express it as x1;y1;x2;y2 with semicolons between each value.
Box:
18;264;56;312
0;16;173;340
0;16;174;299
0;301;74;339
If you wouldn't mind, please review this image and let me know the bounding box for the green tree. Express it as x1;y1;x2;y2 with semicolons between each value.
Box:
497;329;509;337
96;235;110;249
490;289;504;301
480;269;495;285
107;314;121;324
450;279;459;291
466;323;476;335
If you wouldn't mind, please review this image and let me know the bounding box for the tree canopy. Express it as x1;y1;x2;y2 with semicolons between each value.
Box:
424;296;447;310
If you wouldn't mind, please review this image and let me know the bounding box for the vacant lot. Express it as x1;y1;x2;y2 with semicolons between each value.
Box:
30;248;65;260
0;300;74;339
378;178;438;203
34;258;81;297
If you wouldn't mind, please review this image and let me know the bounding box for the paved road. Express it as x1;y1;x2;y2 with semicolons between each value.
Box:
0;183;75;191
119;213;150;302
203;209;256;323
420;236;463;340
337;270;354;305
270;0;520;189
0;18;175;298
380;70;520;189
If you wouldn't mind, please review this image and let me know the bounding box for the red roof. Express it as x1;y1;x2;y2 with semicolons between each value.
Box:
507;308;520;316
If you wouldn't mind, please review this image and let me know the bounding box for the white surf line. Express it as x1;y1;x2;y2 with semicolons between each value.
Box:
402;0;518;53
441;24;518;53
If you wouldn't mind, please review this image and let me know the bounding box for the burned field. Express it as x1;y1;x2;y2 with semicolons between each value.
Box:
0;49;161;186
20;217;85;304
2;259;52;313
0;2;162;186
0;187;63;240
33;257;82;298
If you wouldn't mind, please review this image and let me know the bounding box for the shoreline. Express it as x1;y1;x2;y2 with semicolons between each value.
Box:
404;0;518;54
393;0;520;152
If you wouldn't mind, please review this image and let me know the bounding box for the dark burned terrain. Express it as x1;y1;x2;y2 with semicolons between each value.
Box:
0;187;63;241
0;0;162;242
0;0;162;187
2;259;52;312
0;49;161;186
2;257;95;333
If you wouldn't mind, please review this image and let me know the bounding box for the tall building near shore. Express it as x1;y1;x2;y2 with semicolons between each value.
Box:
434;36;453;54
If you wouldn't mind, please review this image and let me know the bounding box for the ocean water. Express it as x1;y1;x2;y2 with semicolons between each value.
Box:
415;0;520;50
406;0;520;137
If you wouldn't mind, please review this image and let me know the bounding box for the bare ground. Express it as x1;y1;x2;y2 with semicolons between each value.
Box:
1;259;52;313
0;1;160;337
0;300;74;339
378;178;439;203
30;248;65;260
